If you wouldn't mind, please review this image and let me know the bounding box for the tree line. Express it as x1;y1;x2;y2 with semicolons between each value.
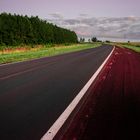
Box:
80;37;102;43
0;13;78;47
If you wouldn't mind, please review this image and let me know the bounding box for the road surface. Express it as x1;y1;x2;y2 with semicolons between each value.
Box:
62;47;140;140
0;45;113;140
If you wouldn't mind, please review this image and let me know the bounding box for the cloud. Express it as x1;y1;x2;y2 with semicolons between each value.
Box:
79;13;89;18
49;13;63;19
47;16;140;40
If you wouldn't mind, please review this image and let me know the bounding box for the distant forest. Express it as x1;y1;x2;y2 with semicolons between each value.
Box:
0;13;78;46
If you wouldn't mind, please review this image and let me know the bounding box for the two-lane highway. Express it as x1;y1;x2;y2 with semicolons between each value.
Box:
0;45;113;140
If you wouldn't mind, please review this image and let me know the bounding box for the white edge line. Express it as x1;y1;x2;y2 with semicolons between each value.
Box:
41;46;115;140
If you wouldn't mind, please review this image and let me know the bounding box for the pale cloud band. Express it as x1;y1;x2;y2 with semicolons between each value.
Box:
48;14;140;41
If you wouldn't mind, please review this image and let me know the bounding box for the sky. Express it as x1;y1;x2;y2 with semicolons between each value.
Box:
0;0;140;41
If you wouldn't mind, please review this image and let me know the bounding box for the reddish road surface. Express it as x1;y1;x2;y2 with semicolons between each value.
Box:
62;47;140;140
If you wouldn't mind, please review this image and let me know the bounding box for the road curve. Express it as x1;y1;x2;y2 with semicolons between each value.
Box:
0;45;113;140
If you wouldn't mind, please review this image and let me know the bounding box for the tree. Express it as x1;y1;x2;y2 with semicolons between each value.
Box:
105;40;110;43
0;12;78;47
80;38;85;43
88;39;91;42
91;37;97;42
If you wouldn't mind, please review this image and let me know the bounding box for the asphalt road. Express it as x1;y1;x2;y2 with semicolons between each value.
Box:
62;47;140;140
0;45;113;140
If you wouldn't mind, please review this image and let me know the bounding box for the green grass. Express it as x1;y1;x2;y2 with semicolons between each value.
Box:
113;42;140;53
122;45;140;53
0;43;101;64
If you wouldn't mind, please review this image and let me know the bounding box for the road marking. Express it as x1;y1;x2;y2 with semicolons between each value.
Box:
0;48;99;79
41;46;115;140
0;61;57;80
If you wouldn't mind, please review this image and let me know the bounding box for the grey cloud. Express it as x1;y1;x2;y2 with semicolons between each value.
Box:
47;16;140;40
49;13;63;19
79;14;89;17
64;19;81;25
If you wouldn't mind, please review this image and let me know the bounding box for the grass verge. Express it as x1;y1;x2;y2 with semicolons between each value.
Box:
112;42;140;53
0;43;101;64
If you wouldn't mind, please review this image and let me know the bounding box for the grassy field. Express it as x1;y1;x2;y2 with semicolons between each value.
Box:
121;43;140;53
111;42;140;53
0;43;101;64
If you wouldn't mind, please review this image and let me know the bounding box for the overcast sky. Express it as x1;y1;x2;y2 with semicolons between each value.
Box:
0;0;140;41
